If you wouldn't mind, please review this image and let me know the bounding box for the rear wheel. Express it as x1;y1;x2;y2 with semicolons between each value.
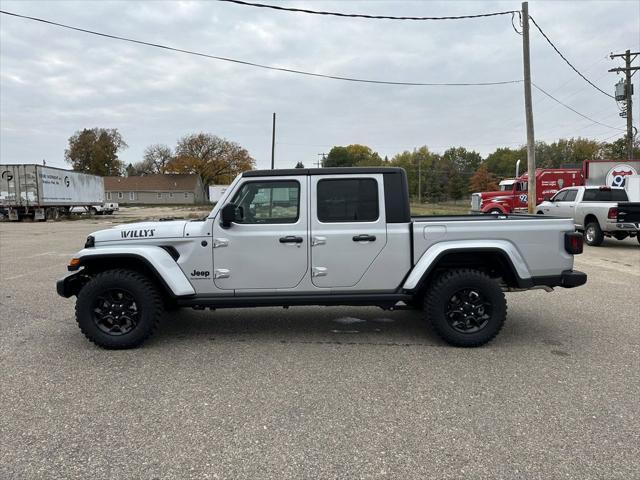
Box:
584;222;604;246
424;269;506;347
76;269;164;349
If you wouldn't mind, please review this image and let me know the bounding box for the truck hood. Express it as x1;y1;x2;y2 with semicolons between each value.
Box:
92;220;188;244
476;191;516;204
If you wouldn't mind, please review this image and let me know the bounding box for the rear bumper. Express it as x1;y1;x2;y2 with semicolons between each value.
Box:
530;270;587;289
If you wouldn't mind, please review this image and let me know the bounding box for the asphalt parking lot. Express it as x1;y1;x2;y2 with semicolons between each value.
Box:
1;218;638;479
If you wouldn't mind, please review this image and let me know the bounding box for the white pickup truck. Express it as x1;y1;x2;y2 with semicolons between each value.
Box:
57;167;586;349
536;186;640;246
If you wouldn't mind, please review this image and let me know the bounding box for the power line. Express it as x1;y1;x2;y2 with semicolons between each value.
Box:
218;0;519;21
0;10;522;87
531;82;625;131
529;16;614;99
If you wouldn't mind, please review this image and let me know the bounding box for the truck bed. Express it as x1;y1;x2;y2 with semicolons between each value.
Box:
411;214;576;278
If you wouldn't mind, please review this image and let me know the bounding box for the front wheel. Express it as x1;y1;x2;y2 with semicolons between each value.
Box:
424;269;506;347
584;222;604;246
487;208;503;215
75;269;164;349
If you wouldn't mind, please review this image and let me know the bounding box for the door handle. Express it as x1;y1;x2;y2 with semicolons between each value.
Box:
352;234;376;242
279;235;303;244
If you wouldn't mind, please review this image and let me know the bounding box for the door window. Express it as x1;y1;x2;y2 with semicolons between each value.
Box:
231;180;300;224
563;189;578;202
552;190;567;202
317;178;379;222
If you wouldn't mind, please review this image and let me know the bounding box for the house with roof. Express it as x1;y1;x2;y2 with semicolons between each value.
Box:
104;174;207;205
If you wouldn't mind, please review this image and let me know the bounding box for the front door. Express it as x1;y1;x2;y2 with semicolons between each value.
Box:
309;174;387;288
211;176;308;291
554;188;578;217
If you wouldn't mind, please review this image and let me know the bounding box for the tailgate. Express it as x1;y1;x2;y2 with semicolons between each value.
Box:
617;202;640;223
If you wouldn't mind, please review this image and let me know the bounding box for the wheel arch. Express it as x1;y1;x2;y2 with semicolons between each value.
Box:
63;248;195;298
403;243;531;295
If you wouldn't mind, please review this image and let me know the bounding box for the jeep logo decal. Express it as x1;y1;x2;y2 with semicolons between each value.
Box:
121;229;156;238
191;270;211;278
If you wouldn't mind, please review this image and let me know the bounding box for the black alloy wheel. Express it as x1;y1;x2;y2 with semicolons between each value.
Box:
92;288;140;336
445;288;492;334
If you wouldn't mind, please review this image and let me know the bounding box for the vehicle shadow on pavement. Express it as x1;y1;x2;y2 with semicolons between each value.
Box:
150;307;447;347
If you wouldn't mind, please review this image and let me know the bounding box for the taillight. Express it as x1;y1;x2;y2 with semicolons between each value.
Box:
565;232;583;254
607;207;618;219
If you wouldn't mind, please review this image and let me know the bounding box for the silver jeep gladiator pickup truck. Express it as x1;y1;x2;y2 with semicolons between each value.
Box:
57;167;586;349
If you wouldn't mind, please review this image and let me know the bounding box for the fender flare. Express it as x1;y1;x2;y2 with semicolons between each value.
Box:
482;203;509;214
402;240;532;291
67;246;195;297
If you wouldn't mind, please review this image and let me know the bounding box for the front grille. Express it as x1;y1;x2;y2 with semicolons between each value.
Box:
471;194;481;211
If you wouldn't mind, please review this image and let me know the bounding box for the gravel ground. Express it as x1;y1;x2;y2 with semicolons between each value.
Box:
0;218;638;479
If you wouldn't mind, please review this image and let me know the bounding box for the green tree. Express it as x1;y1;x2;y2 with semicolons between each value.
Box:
446;168;466;201
598;135;639;160
484;147;523;178
294;161;305;168
442;147;482;174
324;144;383;167
390;146;439;200
65;128;127;176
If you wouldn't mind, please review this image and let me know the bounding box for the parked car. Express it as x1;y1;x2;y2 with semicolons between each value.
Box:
57;167;586;349
536;186;640;246
70;203;118;215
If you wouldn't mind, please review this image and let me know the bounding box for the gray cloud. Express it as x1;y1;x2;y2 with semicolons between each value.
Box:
1;0;637;170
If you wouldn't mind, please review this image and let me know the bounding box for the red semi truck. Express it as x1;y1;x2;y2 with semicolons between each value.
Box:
471;160;639;214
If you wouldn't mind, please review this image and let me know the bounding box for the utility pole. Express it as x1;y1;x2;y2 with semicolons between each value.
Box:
417;157;422;203
315;153;326;168
522;1;536;213
271;112;276;169
609;50;639;160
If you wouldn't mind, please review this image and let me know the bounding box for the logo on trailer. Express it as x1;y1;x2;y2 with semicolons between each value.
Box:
606;164;637;187
557;178;564;189
64;176;70;187
1;171;13;182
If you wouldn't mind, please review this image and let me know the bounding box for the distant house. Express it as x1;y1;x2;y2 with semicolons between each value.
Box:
104;174;206;205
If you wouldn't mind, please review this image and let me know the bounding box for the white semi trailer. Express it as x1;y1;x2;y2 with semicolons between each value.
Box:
0;164;104;221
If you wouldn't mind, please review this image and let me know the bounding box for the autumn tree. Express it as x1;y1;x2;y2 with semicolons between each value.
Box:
469;164;499;193
142;144;173;174
166;133;254;186
65;128;127;176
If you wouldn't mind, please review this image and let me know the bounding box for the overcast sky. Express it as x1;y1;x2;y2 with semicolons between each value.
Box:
1;0;638;171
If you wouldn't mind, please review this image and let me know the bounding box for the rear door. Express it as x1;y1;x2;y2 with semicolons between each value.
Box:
309;174;387;288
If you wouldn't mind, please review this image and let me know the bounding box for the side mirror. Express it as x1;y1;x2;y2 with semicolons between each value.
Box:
220;203;238;228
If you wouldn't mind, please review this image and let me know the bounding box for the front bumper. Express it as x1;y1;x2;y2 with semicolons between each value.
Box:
56;271;85;298
530;270;587;289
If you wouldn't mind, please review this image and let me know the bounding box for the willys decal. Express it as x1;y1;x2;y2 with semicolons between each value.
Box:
121;229;156;239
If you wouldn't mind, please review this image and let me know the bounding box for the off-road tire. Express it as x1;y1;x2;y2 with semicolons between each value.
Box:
76;269;164;349
584;222;604;246
424;269;507;347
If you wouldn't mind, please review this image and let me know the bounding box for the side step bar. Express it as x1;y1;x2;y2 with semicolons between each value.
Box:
176;293;413;310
